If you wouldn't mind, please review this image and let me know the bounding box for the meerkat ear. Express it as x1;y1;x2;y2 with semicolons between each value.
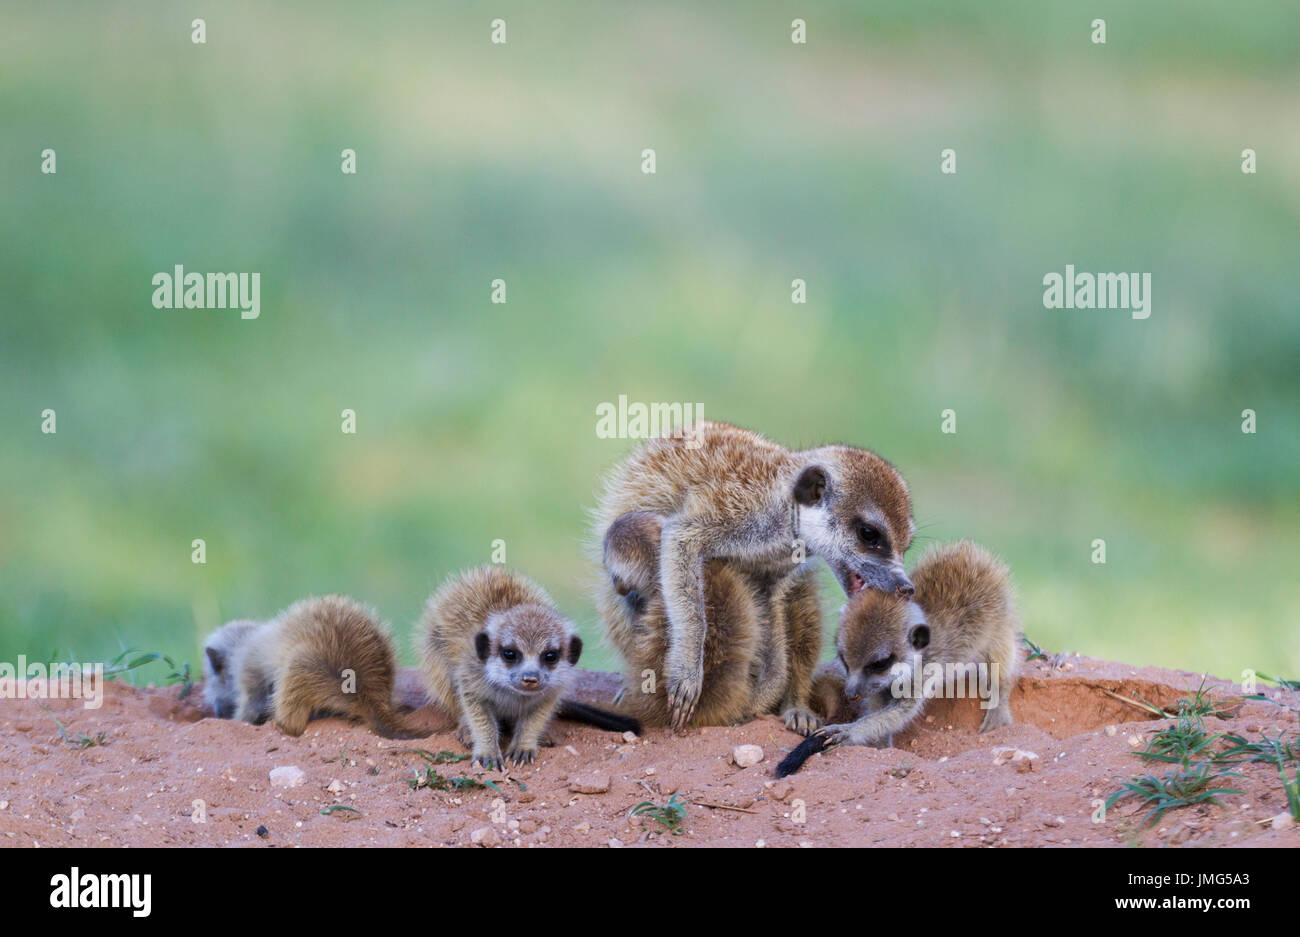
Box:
567;635;583;666
474;631;491;661
910;625;931;650
793;465;828;506
205;646;225;675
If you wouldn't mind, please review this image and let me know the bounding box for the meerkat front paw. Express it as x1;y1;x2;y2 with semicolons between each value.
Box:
472;749;504;771
782;706;821;736
666;671;703;731
816;722;854;747
979;707;1013;733
505;746;536;766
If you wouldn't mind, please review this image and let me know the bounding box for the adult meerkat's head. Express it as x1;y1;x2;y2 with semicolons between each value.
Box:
836;590;929;702
792;446;914;598
475;604;583;697
201;619;263;718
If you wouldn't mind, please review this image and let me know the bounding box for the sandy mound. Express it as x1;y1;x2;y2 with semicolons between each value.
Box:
1;656;1296;847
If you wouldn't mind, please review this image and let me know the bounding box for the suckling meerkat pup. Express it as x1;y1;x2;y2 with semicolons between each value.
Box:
776;540;1019;777
201;596;429;739
417;565;637;770
600;510;824;728
600;510;761;727
593;419;914;732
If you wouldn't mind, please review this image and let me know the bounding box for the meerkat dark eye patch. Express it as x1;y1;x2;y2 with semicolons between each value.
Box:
866;654;896;674
474;631;491;661
567;635;583;666
855;520;887;552
541;649;560;667
500;647;520;664
793;465;828;506
205;646;226;675
910;625;930;650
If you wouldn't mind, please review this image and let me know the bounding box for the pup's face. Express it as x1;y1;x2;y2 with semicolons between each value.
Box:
836;591;930;701
201;619;261;718
476;605;582;696
793;447;915;599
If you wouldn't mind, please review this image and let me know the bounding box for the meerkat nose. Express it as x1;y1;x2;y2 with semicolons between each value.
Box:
896;580;915;597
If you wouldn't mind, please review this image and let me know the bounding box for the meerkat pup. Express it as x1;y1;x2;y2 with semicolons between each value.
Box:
600;510;762;727
593;419;914;731
201;596;429;739
417;565;636;770
201;618;262;719
776;540;1020;777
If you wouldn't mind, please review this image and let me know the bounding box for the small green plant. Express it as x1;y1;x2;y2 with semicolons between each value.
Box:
40;704;107;749
404;749;502;793
1106;763;1243;828
1022;635;1048;662
320;804;362;820
104;649;194;699
630;794;687;834
1138;709;1226;766
1215;730;1299;766
1173;678;1229;720
1108;687;1243;828
1275;753;1300;821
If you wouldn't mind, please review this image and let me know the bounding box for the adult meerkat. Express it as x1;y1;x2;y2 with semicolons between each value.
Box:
201;595;429;739
593;419;914;731
417;565;639;770
776;540;1020;777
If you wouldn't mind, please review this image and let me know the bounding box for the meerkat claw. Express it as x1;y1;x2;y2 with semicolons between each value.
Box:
783;707;820;735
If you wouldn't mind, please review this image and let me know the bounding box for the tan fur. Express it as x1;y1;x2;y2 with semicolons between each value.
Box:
592;420;912;732
225;595;425;739
818;540;1021;749
415;566;582;769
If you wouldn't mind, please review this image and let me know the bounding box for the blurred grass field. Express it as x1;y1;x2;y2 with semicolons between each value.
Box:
1;1;1297;684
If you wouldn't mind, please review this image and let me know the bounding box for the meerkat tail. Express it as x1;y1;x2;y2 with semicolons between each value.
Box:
775;734;830;778
363;703;432;740
555;699;642;735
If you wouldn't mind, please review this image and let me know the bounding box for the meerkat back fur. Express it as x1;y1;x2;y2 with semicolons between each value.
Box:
417;566;586;770
592;419;913;731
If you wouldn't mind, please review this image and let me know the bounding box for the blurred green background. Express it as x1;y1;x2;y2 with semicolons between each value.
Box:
2;1;1297;685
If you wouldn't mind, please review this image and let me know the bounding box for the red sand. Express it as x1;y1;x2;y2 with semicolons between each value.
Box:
2;656;1297;847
